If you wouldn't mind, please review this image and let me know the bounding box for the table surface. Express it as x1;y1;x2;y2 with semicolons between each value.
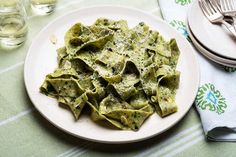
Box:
1;0;236;157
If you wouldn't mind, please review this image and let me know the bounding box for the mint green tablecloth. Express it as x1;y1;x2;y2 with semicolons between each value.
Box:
1;0;236;156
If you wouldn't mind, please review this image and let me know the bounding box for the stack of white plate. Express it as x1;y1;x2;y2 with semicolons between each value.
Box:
187;1;236;67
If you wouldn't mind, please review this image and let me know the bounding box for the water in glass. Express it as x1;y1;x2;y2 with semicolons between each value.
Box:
30;0;57;15
0;1;27;47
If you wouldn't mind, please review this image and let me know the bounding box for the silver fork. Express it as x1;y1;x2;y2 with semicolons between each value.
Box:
199;0;236;37
218;0;236;24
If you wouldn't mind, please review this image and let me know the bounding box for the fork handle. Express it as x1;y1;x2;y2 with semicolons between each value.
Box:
222;20;236;37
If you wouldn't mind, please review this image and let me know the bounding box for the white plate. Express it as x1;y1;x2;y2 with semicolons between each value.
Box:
187;22;236;67
188;0;236;60
24;6;200;144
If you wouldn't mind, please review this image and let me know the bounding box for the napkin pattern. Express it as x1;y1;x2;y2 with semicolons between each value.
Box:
175;0;192;5
159;0;236;141
195;83;227;115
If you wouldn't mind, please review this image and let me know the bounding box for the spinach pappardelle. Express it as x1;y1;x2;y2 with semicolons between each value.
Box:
40;18;180;131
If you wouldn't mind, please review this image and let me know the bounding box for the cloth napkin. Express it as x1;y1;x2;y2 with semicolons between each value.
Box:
158;0;236;141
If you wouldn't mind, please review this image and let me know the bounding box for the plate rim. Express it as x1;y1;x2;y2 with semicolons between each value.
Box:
186;21;236;67
187;0;236;60
24;5;200;144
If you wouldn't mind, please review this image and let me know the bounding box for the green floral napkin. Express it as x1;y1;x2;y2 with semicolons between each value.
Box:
159;0;236;141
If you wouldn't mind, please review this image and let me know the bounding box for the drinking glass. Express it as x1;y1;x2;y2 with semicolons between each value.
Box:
0;0;28;47
30;0;57;15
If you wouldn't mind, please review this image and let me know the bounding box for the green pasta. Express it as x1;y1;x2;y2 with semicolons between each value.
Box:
40;18;180;131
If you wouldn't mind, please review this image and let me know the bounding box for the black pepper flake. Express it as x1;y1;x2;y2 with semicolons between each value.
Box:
111;67;115;73
104;19;108;23
139;22;144;26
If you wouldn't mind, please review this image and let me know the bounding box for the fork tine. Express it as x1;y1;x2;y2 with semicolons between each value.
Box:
220;0;225;11
199;0;207;15
199;0;211;16
229;0;234;10
232;0;236;9
219;0;225;11
224;0;229;11
229;0;235;10
226;0;231;10
209;0;221;13
231;0;235;8
216;0;222;11
222;0;236;12
225;0;232;10
227;0;232;10
204;0;215;14
223;0;228;10
206;0;214;14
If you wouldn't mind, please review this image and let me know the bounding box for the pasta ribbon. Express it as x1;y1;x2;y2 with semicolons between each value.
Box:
40;18;180;130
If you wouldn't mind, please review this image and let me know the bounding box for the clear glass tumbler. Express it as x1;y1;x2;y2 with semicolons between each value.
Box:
0;0;28;47
30;0;57;15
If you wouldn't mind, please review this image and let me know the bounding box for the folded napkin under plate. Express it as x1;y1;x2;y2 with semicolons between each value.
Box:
159;0;236;141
